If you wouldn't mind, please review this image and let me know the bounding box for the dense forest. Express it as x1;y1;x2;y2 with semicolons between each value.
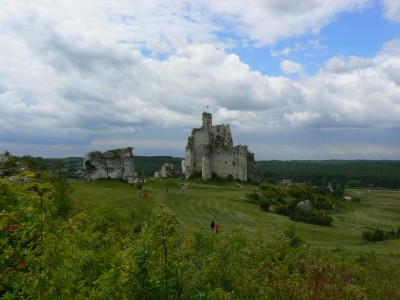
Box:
134;156;183;177
256;160;400;189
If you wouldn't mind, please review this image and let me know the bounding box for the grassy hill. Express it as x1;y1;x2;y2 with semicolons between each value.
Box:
3;172;399;298
70;178;400;256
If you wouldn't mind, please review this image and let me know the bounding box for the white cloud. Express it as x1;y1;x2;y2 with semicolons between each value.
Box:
280;60;305;75
378;39;400;56
207;0;371;45
325;56;374;73
271;43;304;57
0;1;399;159
301;44;400;130
382;0;400;22
284;111;321;124
0;0;373;54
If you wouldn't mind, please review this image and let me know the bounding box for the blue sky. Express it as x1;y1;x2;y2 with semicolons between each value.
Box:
236;3;400;76
0;0;400;160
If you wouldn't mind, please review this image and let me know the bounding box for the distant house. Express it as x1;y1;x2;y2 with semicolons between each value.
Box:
282;179;293;187
133;177;145;184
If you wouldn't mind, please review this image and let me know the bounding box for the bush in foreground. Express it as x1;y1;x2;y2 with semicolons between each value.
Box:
1;178;400;299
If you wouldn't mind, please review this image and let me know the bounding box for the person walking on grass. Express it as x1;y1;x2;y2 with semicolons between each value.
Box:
210;220;215;232
215;223;221;234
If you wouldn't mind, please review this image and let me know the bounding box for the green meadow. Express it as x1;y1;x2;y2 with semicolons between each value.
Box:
70;178;400;256
3;175;400;298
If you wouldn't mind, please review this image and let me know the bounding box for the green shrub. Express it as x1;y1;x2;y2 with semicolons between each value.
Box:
245;192;261;206
362;228;385;242
289;208;333;226
260;199;270;211
287;184;311;199
317;200;334;210
274;204;289;216
362;227;400;242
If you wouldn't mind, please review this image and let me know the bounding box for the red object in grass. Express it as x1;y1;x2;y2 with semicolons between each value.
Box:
6;224;18;232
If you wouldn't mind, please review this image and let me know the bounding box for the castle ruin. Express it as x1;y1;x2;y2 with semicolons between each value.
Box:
184;112;258;181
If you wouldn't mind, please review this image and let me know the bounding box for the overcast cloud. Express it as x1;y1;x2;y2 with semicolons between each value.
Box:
0;0;399;160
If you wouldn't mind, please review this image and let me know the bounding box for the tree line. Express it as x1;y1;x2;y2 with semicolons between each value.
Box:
3;152;400;189
257;160;400;189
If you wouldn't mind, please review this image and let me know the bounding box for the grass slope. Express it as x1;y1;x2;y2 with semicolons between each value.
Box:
70;178;400;256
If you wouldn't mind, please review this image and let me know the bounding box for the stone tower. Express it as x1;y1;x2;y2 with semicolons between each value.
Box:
202;112;212;131
183;112;258;181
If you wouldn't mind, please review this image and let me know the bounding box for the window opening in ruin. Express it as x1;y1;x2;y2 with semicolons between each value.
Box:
225;161;227;164
233;161;235;166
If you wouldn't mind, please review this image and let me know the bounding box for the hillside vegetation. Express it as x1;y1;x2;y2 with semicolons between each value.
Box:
2;152;400;298
2;169;400;298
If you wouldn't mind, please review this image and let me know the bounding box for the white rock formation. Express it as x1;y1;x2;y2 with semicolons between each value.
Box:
83;147;135;182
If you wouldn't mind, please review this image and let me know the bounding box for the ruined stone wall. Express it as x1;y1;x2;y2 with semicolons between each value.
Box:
184;147;193;177
247;152;259;182
184;112;258;181
211;124;233;148
202;112;212;131
209;145;248;181
189;128;211;175
202;147;212;180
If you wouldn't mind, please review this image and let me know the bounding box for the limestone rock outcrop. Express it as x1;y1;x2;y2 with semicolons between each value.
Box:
154;163;176;178
83;147;135;182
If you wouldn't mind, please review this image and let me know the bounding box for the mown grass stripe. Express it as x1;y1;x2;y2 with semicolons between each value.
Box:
70;179;400;256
